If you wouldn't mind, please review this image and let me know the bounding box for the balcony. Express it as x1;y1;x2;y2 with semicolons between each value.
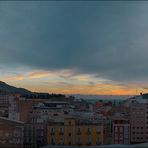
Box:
58;142;64;145
96;131;101;134
77;131;82;135
50;131;54;135
59;131;64;135
86;131;91;135
50;142;55;145
96;141;101;145
86;142;91;145
77;142;82;146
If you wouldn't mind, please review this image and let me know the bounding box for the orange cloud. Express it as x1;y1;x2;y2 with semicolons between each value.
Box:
27;71;50;79
32;83;137;95
3;75;24;81
2;69;147;95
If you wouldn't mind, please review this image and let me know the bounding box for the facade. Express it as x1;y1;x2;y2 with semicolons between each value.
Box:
112;116;130;144
18;99;37;122
130;102;148;144
36;123;47;148
23;123;37;148
0;117;24;148
0;93;20;119
47;118;104;146
24;108;48;148
0;93;10;118
0;93;9;108
8;95;20;121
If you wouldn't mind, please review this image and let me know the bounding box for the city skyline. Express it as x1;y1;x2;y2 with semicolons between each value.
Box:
1;1;148;95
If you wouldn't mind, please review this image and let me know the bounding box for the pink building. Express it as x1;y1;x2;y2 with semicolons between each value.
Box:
112;116;130;144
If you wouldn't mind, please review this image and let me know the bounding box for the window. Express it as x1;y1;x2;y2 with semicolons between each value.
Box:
86;136;90;142
50;128;54;132
77;127;81;132
59;128;63;132
115;134;118;140
77;136;81;143
120;127;123;132
50;137;54;145
96;127;101;132
59;137;63;145
115;127;118;132
96;137;100;145
87;128;90;132
50;128;54;135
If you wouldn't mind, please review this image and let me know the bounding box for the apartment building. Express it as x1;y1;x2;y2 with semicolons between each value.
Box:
47;118;104;146
112;116;130;144
0;117;24;148
23;123;37;148
130;102;148;144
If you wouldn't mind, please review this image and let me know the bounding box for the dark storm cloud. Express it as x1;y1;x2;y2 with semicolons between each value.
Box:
0;1;148;82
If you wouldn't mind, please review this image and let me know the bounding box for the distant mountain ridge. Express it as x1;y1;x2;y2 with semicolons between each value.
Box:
0;81;32;95
0;81;67;100
67;94;134;100
0;81;136;100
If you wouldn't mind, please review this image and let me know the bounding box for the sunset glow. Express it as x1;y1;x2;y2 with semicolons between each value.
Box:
1;2;148;95
1;68;147;95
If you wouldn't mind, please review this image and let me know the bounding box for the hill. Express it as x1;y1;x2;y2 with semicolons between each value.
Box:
0;81;32;95
0;81;68;100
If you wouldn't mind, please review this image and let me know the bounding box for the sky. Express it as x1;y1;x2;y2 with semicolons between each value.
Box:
1;1;148;95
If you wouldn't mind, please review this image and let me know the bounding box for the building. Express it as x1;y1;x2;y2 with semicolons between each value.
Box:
8;94;20;120
93;101;104;112
41;142;148;148
130;102;148;144
36;122;47;148
0;93;11;118
47;118;104;146
0;117;24;148
23;123;37;148
112;116;130;144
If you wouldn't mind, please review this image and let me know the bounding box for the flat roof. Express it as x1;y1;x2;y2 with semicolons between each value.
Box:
0;117;24;124
41;143;148;148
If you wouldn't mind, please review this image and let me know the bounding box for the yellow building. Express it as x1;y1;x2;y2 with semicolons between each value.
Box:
47;118;105;146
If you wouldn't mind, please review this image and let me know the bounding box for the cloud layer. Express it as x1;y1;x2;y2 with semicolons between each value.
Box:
1;2;148;94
